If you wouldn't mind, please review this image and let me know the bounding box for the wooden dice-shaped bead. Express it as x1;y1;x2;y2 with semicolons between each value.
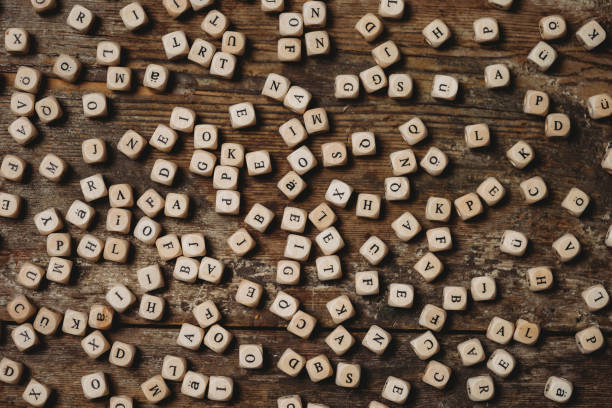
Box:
488;0;513;9
22;379;51;407
576;20;606;51
141;375;170;403
235;279;263;307
561;187;589;217
245;203;275;232
208;376;233;401
356;193;381;219
426;197;451;222
262;73;290;101
552;233;581;262
269;291;300;320
15;66;42;93
103;237;130;263
156;234;182;261
305;31;330;56
162;355;187;381
392;211;421;242
360;236;388;265
139;294;165;321
423;19;450;48
410;330;439;360
181;371;208;399
523;90;549;116
136;189;164;218
81;330;110;358
162;31;189;60
245;150;272;176
150;159;178;186
117;130;147;160
150;124;178;153
526;266;553;292
500;230;528;256
10;92;35;117
385;177;410;201
513;318;540;345
5;28;30;54
137;264;164;291
17;262;45;289
418;304;446;332
362;325;391;355
426;227;452;252
228;228;256;255
81;372;109;400
588;93;612;119
325;325;355;355
544;376;573;403
581;284;609;312
321;142;348;168
335;362;360;388
471;276;496;301
325;179;353;208
80;173;108;202
443;286;468;310
287;145;318;175
170;107;196;133
484;63;510;88
177;323;204;350
466;375;494;401
106;284;136;313
0;357;24;384
381;376;410;404
120;2;148;31
239;344;264;369
545;113;570;138
351;132;376;156
277;260;301;285
309;202;337;231
53;54;82;83
67;5;95;33
279;12;303;36
143;64;169;91
277;348;306;377
520;176;548;204
388;283;413;308
399;117;427;145
107;67;132;91
422;360;451;389
0;192;22;219
372;41;400;68
464;123;490;148
48;233;71;257
388;73;413;99
355;271;379;296
457;338;485;366
110;396;133;408
12;323;39;351
335;75;359;99
193;300;221;329
89;304;114;330
188;38;216;67
278;38;301;62
46;257;73;284
414;252;443;282
134;216;162;246
82;138;107;163
97;41;121;66
539;15;567;40
279;119;308;147
7;294;37;323
229;103;256;129
575;326;604;354
359;65;387;93
306;354;333;383
431;74;458;100
316;255;342;281
326;295;355;324
109;341;136;367
355;13;383;42
487;348;515;378
33;306;62;335
281;206;307;233
473;17;499;43
62;309;88;336
506;140;534;169
477;177;506;206
9;117;38;145
420;147;448;176
454;193;483;220
287;310;316;339
164;193;189;218
35;96;63;123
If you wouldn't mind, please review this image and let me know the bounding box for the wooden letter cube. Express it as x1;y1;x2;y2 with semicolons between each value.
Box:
137;264;165;291
426;197;451;222
53;54;82;83
381;376;410;404
500;230;528;256
89;304;114;330
5;28;29;54
67;5;94;33
526;266;553;292
22;379;51;407
473;17;499;43
110;396;133;408
315;226;345;255
141;375;170;403
207;376;233;401
7;294;37;323
356;194;381;219
326;295;355;324
120;2;149;31
229;103;256;129
388;283;414;308
165;193;189;218
81;330;110;358
103;237;130;263
181;371;208;399
150;124;178;153
46;257;73;284
325;325;355;355
82;138;107;163
561;187;589;217
106;284;136;313
443;286;468;310
134;216;162;245
388;73;413;99
352;132;376;156
277;348;305;377
62;309;88;336
303;108;329;135
278;38;302;62
189;38;216;67
9;117;38;145
426;227;452;252
528;41;557;71
80;173;108;202
513;318;540;345
325;179;353;208
14;66;42;93
588;93;612;119
33;207;63;235
287;146;317;175
309;202;337;231
139;294;165;321
484;63;510;88
576;20;606;50
305;31;330;56
35;96;63;123
262;73;290;101
177;323;204;350
162;355;187;381
552;233;581;262
575;326;604;354
162;31;189;60
581;284;609;312
355;13;383;42
150;159;178;186
362;325;390;355
227;227;255;255
360;236;388;265
523;90;550;116
0;357;24;384
137;189;165;218
117;130;147;160
321;142;348;168
163;0;189;18
359;65;387;93
335;362;360;388
170;107;196;133
545;113;571;138
10;92;35;117
423;19;451;48
107;67;132;91
519;176;548;204
488;0;513;9
471;276;496;301
466;375;494;402
414;252;443;282
239;344;264;369
143;64;169;91
355;271;380;296
454;192;483;220
306;354;333;383
487;349;515;378
96;41;121;66
281;206;307;233
47;233;71;257
277;260;301;285
379;0;404;19
457;338;485;366
81;372;109;399
245;203;275;233
420;147;448;176
12;323;39;351
156;234;182;260
236;279;263;307
385;177;410;201
316;255;342;281
539;15;567;40
246;150;272;176
33;306;62;335
544;376;573;403
399;117;427;145
279;12;303;36
335;75;359;99
418;304;446;332
287;310;317;339
371;40;400;68
464;123;490;148
17;262;45;289
422;360;451;389
477;177;506;206
284;234;311;261
431;74;458;100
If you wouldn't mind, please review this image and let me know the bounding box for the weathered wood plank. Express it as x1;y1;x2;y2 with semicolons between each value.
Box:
0;325;610;407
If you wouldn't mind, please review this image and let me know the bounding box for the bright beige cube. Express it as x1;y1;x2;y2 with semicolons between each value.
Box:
321;142;347;168
423;19;451;48
81;330;110;358
507;140;534;169
164;193;189;218
326;295;355;324
262;73;290;101
486;316;514;345
62;309;88;336
471;276;496;301
10;92;35;117
188;38;216;67
287;310;316;339
484;63;510;88
513;318;540;345
278;37;302;62
194;124;218;150
588;93;612;119
576;20;606;50
269;291;300;320
22;379;51;407
457;338;485;366
528;41;557;71
106;284;136;313
309;202;337;231
281;206;307;233
372;40;400;68
228;228;255;256
381;376;410;404
316;255;342;281
305;354;333;383
133;216;162;245
235;279;263;307
139;294;165;321
81;372;109;399
419;304;446;332
262;0;283;12
552;233;581;262
315;226;344;255
488;0;513;9
355;270;379;296
527;266;553;291
279;12;303;36
325;179;353;208
162;355;187;381
245;203;275;232
80;173;107;202
207;376;233;401
0;357;24;384
245;150;272;176
523;90;549;116
385;177;410;201
335;362;360;388
163;0;188;18
150;159;178;186
388;73;413;99
82;138;107;164
284;234;311;261
360;236;388;265
46;257;73;284
477;176;506;206
103;237;130;263
96;41;121;65
14;66;42;93
107;66;132;91
356;193;381;219
7;294;36;323
53;54;82;83
162;31;189;60
5;28;30;54
422;360;451;389
544;376;573;403
464;123;490;148
173;256;199;283
35;95;63;123
561;187;589;217
388;283;414;308
287;145;317;175
143;64;169;91
352;132;376;156
12;323;39;351
76;234;104;261
304;108;329;135
473;17;499;43
177;323;204;350
278;171;307;200
277;348;305;377
150;124;178;153
500;230;528;256
443;286;468;310
399;117;427;145
229;102;256;129
575;325;604;354
305;30;330;56
335;74;360;99
9;117;38;145
120;2;148;31
581;284;609;312
47;232;71;257
487;349;515;378
519;176;547;204
390;149;418;176
325;325;355;355
117;130;147;159
414;252;443;282
426;227;452;252
67;4;95;33
220;143;244;167
277;260;301;285
239;344;264;369
420;147;448;176
17;262;45;289
141;375;170;403
466;375;494;402
89;304;114;331
425;197;451;222
545;113;571;138
454;192;483;220
180;370;208;399
379;0;404;19
137;264;165;292
156;234;182;260
362;325;390;355
359;65;387;93
431;74;458;100
355;13;383;42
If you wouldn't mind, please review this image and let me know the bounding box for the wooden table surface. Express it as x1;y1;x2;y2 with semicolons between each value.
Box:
1;0;611;406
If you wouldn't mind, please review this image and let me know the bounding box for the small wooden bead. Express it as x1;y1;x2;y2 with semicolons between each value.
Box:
523;89;549;116
107;67;132;91
156;234;182;260
431;74;458;100
278;395;302;408
96;41;121;66
188;38;216;67
384;177;409;201
277;260;301;285
471;276;496;301
422;360;451;389
62;309;88;336
46;256;73;284
193;125;218;151
89;304;114;330
67;4;95;33
526;266;553;291
207;376;234;401
287;145;318;175
277;348;305;377
454;192;483;220
425;197;451;222
193;300;221;328
35;96;63;123
236;279;263;307
362;325;390;355
423;19;451;48
379;0;404;19
355;13;383;42
262;73;291;101
238;346;264;370
457;338;485;366
108;185;133;209
506;140;534;169
308;203;336;231
81;330;110;358
139;294;165;321
141;375;170;403
170;107;196;133
316;255;342;281
82;138;107;164
325;179;353;208
229;102;256;129
335;362;360;388
216;190;240;214
398;118;426;147
356;193;381;219
279;118;308;147
202;10;230;39
143;64;169;91
487;349;515;378
355;271;379;296
575;325;604;354
500;230;528;256
284;234;311;261
17;262;45;289
466;375;494;402
284;86;312;115
305;31;330;56
81;372;109;399
426;227;452;252
351;132;376;156
173;256;199;283
484;63;510;88
8;117;38;145
199;257;224;283
7;294;36;323
163;0;189;18
10;92;35;116
305;354;333;383
443;286;468;311
162;31;190;60
588;93;612;119
581;284;609;312
110;396;133;408
0;192;20;218
117;130;147;159
47;232;71;257
245;203;275;232
106;284;136;313
12;323;39;351
539;15;566;40
150;158;178;186
544;376;573;403
181;371;208;399
464;123;490;148
320;142;346;168
420;147;448;176
552;233;581;262
528;41;557;71
389;150;417;177
53;54;82;83
335;74;360;99
287;310;316;339
372;40;400;68
245;150;272;176
545;113;571;138
137;264;165;291
5;28;29;54
80;173;108;202
360;236;388;265
262;0;283;12
133;216;162;245
325;325;355;356
177;323;204;350
279;12;303;36
15;66;42;93
414;252;443;282
419;304;446;332
488;0;513;9
0;357;24;384
303;108;329;135
381;376;410;404
281;206;307;233
76;234;104;261
519;176;547;203
388;283;413;309
30;0;56;12
164;192;189;218
476;176;505;206
513;318;540;345
120;2;149;31
137;189;165;218
391;211;421;242
576;20;606;51
473;17;499;43
326;295;355;324
22;379;51;407
359;65;387;93
150;124;178;153
278;171;307;200
302;1;326;27
278;38;302;62
162;355;187;381
386;73;413;99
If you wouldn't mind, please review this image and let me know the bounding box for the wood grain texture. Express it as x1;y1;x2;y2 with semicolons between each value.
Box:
0;0;611;406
